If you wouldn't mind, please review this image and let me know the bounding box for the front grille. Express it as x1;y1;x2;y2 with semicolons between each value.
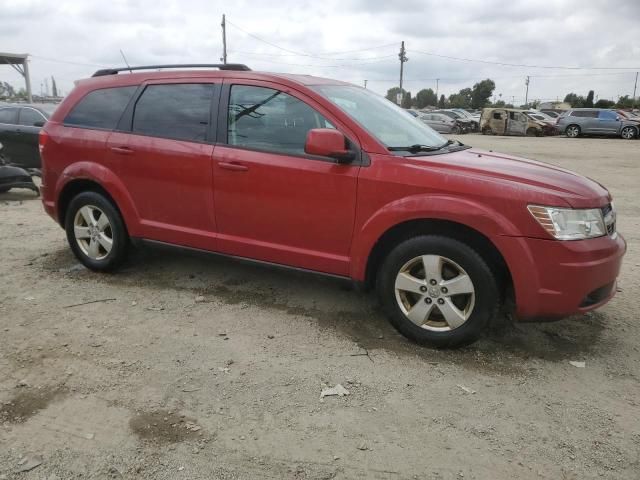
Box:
601;203;616;236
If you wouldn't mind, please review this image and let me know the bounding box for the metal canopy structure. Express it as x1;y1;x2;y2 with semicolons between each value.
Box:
0;52;32;103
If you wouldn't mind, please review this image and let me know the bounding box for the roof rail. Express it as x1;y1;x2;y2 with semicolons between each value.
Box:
91;63;251;77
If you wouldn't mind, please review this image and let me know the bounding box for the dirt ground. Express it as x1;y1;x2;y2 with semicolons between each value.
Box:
1;135;639;479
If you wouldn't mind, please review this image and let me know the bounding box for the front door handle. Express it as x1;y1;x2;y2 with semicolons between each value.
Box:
219;161;248;172
110;146;134;155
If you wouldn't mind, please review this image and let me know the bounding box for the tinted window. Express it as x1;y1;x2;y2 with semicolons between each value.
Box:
598;110;617;120
132;84;213;142
228;85;334;155
19;108;46;126
65;86;136;129
0;107;18;124
571;110;598;118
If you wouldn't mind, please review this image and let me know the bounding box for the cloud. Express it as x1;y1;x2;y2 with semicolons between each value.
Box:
0;0;637;103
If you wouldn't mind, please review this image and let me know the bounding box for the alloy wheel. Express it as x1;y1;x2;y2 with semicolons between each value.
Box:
621;127;636;140
394;254;475;331
566;125;579;138
73;205;113;260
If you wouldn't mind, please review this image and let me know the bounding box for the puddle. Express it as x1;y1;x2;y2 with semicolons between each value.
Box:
129;410;203;443
0;386;66;424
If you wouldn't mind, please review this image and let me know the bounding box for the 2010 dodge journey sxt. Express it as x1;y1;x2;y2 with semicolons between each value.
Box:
39;64;626;348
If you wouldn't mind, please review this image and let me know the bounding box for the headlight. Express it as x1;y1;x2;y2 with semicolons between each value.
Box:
528;205;606;240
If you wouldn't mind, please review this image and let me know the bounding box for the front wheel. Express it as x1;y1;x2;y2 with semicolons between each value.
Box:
65;191;128;272
482;126;492;135
621;126;637;140
376;236;500;348
565;125;580;138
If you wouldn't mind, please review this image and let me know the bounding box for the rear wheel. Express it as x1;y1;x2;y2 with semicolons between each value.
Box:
565;124;580;138
621;126;637;140
376;236;499;348
65;191;128;272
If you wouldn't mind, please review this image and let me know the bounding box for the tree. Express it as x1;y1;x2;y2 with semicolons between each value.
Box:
414;88;437;109
0;81;15;97
401;91;412;109
493;100;506;108
595;99;615;108
564;93;586;108
470;79;496;109
438;94;446;108
616;95;638;109
385;87;406;104
585;90;594;108
448;88;472;108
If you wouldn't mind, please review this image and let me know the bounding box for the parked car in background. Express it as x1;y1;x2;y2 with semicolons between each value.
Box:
540;109;564;119
557;109;639;139
0;141;39;194
524;111;558;135
451;108;481;127
0;104;57;169
419;112;462;134
480;108;545;136
39;64;625;348
432;109;477;132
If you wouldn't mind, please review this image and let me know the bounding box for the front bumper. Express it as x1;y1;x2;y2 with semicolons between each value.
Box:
499;233;626;320
0;165;39;193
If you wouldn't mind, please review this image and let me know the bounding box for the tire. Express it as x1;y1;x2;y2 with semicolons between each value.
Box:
482;126;492;135
565;124;580;138
376;235;499;348
451;125;461;134
621;126;637;140
0;187;10;193
64;191;128;272
526;127;538;137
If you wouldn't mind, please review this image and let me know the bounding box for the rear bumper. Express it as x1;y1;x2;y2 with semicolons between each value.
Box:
498;233;626;320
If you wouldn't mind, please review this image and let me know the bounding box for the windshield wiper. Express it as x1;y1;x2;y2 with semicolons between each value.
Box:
388;139;463;154
387;144;442;153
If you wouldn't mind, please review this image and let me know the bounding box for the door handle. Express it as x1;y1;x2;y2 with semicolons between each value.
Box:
219;161;248;172
110;146;134;155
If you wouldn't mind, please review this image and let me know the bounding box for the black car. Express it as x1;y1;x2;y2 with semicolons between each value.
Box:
0;104;57;169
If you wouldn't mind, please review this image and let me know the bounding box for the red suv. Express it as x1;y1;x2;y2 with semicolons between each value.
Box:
39;64;626;347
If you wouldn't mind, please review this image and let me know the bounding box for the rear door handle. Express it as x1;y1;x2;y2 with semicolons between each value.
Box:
219;161;248;172
110;146;134;155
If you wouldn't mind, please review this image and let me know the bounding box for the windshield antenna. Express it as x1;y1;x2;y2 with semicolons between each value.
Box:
119;49;133;73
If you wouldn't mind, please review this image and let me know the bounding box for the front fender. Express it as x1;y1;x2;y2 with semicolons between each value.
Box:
349;194;521;280
56;161;141;233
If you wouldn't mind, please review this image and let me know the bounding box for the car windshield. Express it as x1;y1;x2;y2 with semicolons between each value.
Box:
312;85;446;150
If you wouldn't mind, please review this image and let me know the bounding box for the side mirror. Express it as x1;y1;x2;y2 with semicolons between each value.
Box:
33;121;45;127
305;128;355;163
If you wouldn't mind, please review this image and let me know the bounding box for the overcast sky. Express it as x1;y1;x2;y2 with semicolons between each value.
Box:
2;0;639;104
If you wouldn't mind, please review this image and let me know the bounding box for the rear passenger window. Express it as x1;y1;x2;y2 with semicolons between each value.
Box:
228;85;334;156
132;84;214;142
65;86;136;130
572;110;598;118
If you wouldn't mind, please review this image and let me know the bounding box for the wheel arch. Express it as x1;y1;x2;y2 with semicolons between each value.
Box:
361;219;513;301
55;162;140;232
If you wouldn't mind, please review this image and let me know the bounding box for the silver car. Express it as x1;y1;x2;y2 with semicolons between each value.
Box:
557;108;639;140
419;112;461;133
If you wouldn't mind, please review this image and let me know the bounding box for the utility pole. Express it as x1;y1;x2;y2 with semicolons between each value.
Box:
364;79;368;89
633;71;638;105
221;14;228;64
398;41;408;105
524;76;530;107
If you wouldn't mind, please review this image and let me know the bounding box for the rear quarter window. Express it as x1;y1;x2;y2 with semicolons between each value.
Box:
64;86;137;130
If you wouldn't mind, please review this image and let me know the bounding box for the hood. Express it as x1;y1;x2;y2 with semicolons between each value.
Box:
418;148;610;208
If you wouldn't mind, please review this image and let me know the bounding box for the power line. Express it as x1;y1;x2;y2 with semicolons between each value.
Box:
410;49;640;71
228;53;395;68
226;50;397;62
226;19;396;59
30;55;107;68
